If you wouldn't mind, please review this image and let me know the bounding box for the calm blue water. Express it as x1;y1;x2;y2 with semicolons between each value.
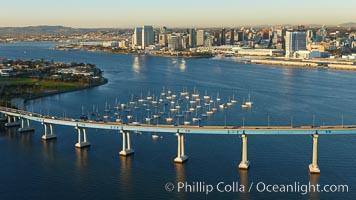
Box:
0;42;355;199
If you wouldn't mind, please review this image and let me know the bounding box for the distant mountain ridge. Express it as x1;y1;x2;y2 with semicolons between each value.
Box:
0;26;87;36
339;22;356;27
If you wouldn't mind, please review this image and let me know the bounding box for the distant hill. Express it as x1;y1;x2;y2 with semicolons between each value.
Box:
339;22;356;27
0;26;88;36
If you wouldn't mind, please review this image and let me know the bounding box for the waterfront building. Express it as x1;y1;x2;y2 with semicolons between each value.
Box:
221;28;226;45
181;35;189;49
294;50;329;59
132;27;142;48
285;31;307;57
189;29;197;48
159;33;168;46
196;30;205;46
306;30;314;44
230;29;235;45
119;40;128;48
307;43;326;52
232;48;284;56
237;31;244;42
168;35;182;50
103;41;118;47
142;26;155;49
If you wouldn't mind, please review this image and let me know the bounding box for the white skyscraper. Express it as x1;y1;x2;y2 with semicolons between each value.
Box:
285;31;307;57
142;25;155;49
132;27;142;48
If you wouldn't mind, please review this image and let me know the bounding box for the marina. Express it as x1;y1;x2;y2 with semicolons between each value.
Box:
88;87;245;126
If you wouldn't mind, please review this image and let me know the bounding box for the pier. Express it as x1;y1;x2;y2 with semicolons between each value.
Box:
1;106;356;174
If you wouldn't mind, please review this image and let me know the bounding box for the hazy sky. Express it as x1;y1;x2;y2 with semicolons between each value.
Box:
1;0;356;28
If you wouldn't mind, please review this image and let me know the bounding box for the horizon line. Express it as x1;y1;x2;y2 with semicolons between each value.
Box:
1;22;356;29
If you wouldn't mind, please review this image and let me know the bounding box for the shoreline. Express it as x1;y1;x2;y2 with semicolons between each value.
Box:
54;46;214;59
54;45;356;71
9;77;108;108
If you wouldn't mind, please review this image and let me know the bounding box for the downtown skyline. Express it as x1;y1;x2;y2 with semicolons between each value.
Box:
1;0;356;28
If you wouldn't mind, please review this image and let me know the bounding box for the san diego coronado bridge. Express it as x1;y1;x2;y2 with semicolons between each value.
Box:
1;106;356;174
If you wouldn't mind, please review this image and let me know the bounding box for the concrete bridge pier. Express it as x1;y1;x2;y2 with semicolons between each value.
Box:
238;133;250;170
4;115;20;127
309;133;320;174
75;127;91;148
119;130;134;156
18;118;35;133
42;123;57;140
174;131;188;163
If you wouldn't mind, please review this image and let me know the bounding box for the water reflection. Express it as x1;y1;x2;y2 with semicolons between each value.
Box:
179;59;186;72
132;56;140;74
239;169;249;200
119;156;134;196
309;174;320;200
42;139;56;160
175;163;186;199
75;148;89;170
172;58;178;65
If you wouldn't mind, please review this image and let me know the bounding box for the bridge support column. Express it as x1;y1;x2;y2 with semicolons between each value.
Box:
4;115;20;127
18;118;35;133
119;130;134;156
75;127;91;148
309;133;320;174
174;132;188;163
42;123;57;140
238;134;250;170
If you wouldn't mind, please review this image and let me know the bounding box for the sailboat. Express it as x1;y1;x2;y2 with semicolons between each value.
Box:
146;91;152;101
241;98;248;108
216;92;221;102
206;104;214;116
192;86;199;98
138;92;145;103
116;115;122;123
180;87;189;96
145;111;152;124
132;115;141;125
80;105;88;120
231;93;237;104
130;94;136;105
203;90;210;101
226;96;233;106
183;112;191;125
166;112;173;123
192;109;201;122
245;94;253;107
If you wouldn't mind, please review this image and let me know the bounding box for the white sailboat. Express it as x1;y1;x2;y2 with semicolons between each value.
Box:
231;93;237;104
245;94;253;107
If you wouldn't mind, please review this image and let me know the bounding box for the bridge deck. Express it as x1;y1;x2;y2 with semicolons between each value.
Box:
1;107;356;135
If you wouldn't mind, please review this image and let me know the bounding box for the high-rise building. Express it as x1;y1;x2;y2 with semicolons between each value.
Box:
285;31;307;57
237;31;244;42
159;34;168;46
306;30;314;44
168;35;182;50
142;25;155;49
213;32;220;46
230;29;235;45
189;29;197;48
196;30;205;46
221;28;226;45
132;27;142;47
